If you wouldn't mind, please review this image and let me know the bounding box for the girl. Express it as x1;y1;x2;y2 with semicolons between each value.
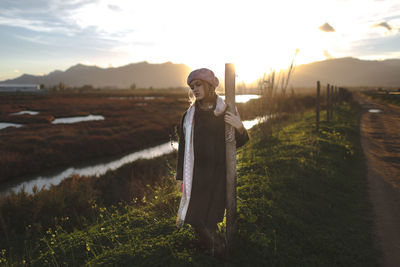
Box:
175;68;249;257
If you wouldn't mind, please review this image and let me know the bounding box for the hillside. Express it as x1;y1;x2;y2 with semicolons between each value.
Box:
0;61;191;89
291;57;400;87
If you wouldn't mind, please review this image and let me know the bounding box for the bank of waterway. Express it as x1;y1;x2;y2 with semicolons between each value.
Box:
0;115;268;196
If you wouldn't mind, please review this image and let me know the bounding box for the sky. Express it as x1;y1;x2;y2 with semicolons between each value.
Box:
0;0;399;83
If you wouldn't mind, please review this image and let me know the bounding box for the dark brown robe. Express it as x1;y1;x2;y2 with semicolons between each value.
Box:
176;100;249;229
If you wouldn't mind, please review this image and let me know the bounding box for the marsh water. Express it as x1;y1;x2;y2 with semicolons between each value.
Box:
52;114;105;124
368;109;383;113
11;110;40;115
221;94;260;103
1;111;104;130
0;142;179;195
0;122;23;130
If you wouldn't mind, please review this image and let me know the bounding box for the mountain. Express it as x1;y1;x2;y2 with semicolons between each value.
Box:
2;57;400;89
0;61;192;89
290;57;400;88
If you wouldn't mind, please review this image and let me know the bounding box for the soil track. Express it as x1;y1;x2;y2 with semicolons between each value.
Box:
355;92;400;267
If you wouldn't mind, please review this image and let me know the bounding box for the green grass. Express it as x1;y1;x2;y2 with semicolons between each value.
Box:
233;103;379;266
2;101;379;266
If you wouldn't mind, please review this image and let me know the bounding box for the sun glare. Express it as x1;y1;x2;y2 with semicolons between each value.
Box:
60;0;400;86
69;0;336;85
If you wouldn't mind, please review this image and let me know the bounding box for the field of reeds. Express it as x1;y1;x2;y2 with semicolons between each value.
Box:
0;89;190;182
0;86;317;185
0;93;379;266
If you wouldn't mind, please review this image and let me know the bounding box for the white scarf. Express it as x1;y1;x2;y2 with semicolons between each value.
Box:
176;95;226;227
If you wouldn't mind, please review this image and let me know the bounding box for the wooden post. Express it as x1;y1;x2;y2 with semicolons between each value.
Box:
333;86;336;106
331;85;335;118
316;81;320;131
336;86;339;105
330;85;334;119
337;87;340;105
331;85;335;119
336;86;338;105
333;85;337;109
225;63;237;251
326;84;330;122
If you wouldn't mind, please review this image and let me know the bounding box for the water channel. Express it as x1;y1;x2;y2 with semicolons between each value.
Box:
1;112;104;130
52;114;105;124
11;110;40;115
0;122;23;130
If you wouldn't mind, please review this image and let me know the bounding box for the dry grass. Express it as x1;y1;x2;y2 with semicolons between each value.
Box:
0;90;189;182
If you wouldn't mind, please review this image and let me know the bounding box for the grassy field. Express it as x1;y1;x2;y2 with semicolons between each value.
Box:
0;98;379;266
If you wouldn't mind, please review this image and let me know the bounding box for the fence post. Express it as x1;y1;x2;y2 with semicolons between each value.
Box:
335;86;338;113
329;84;335;121
326;84;330;122
225;63;237;252
334;86;338;108
332;86;335;108
331;85;335;118
316;81;320;131
330;85;334;119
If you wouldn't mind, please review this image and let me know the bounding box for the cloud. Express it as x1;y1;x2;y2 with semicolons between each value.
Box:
0;16;73;34
319;22;335;32
14;34;53;45
108;4;122;12
349;33;400;59
372;21;394;31
0;0;93;34
324;50;333;59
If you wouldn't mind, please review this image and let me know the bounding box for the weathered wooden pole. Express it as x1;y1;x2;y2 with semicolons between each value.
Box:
333;86;337;117
336;86;339;107
316;81;320;131
337;87;340;104
333;85;337;109
225;63;237;251
326;84;330;122
331;85;335;119
337;86;340;105
332;86;335;108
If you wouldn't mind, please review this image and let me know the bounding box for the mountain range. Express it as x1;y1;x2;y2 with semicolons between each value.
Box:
1;57;399;89
0;61;191;89
291;57;400;88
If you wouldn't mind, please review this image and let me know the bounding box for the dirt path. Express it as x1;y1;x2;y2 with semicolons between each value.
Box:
355;92;400;267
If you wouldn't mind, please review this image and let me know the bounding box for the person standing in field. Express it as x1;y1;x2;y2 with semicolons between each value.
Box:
175;68;249;257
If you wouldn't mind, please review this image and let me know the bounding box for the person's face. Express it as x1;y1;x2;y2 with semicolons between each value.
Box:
190;79;205;100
